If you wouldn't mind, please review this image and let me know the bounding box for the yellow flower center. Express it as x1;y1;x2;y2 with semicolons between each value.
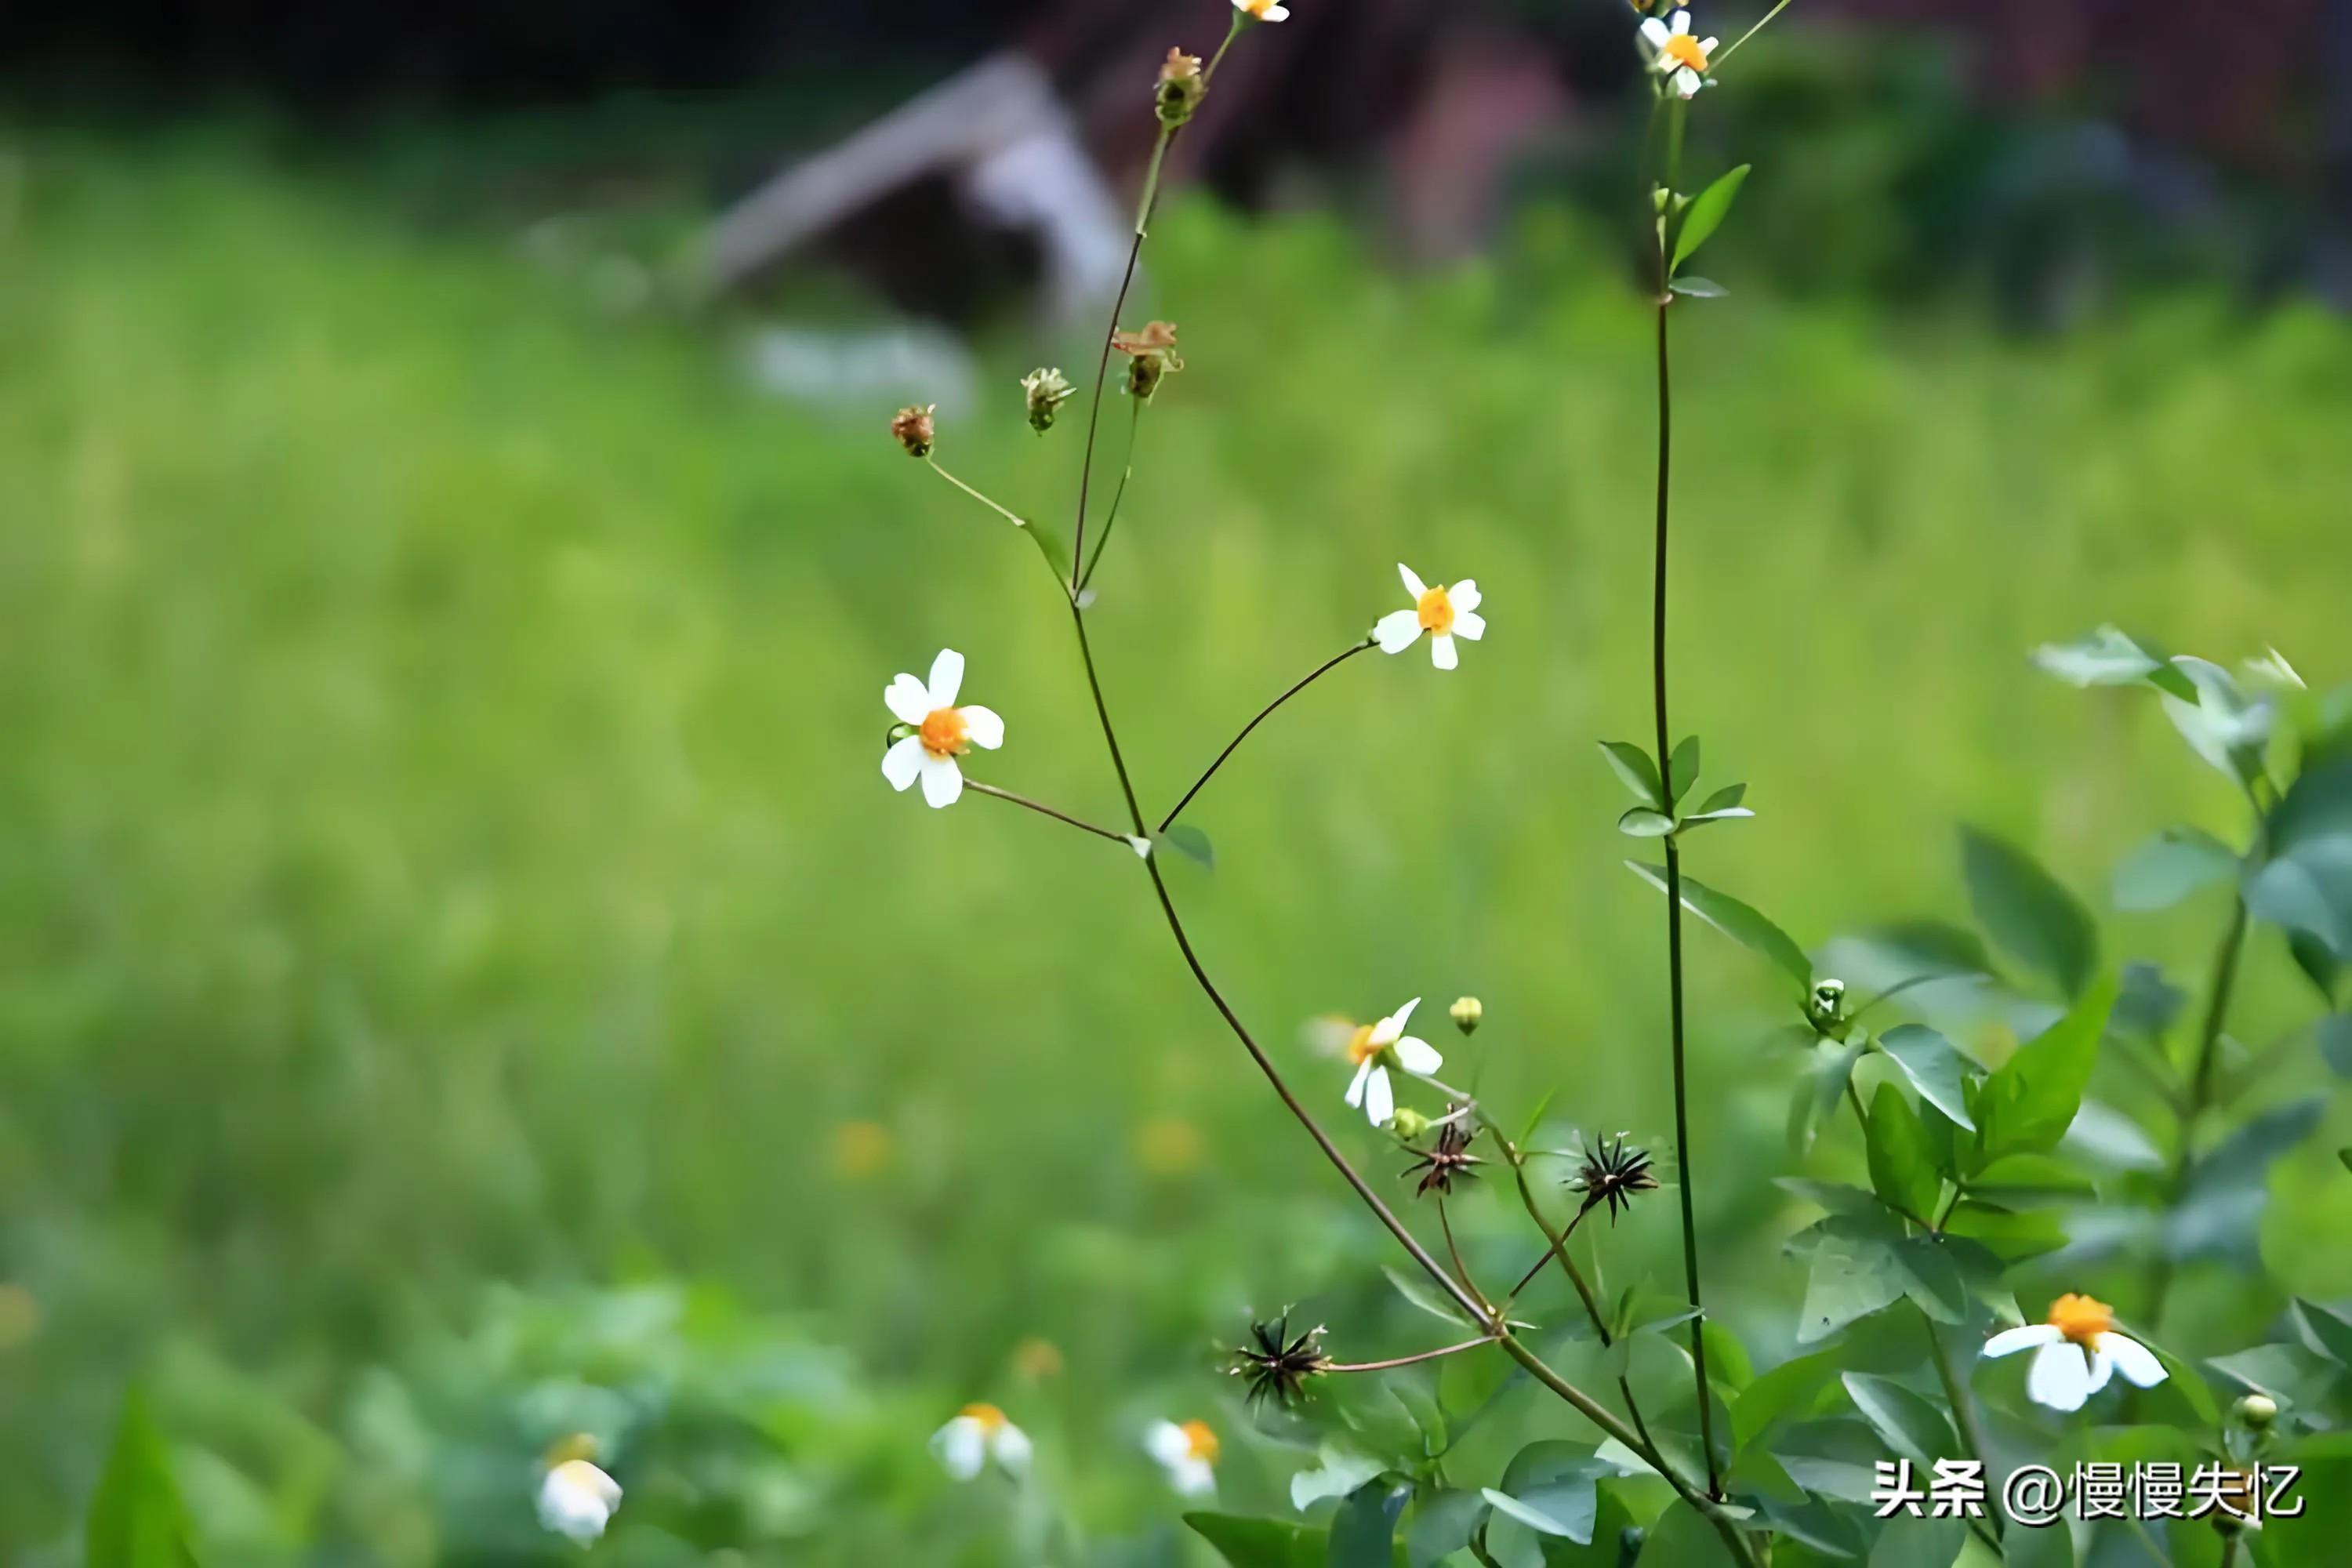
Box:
960;1403;1008;1432
1664;34;1709;72
1416;586;1456;635
2046;1293;2113;1346
1345;1023;1382;1065
920;706;970;757
1180;1420;1220;1463
1238;0;1281;16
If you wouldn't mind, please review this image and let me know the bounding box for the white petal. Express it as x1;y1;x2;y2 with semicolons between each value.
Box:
537;1463;621;1544
2085;1350;2116;1396
1392;1036;1443;1075
1389;996;1421;1029
990;1423;1033;1473
1145;1421;1193;1466
1174;1457;1218;1497
1430;633;1459;670
1397;562;1428;600
1345;1058;1374;1108
1449;579;1481;613
1374;609;1424;654
885;673;931;725
932;1418;987;1480
927;648;964;708
1699;37;1719;53
882;735;925;792
1363;1065;1394;1127
1261;3;1288;19
1639;17;1671;48
1675;67;1704;98
2027;1342;2096;1411
920;754;964;808
1671;10;1692;36
1982;1323;2064;1359
960;705;1005;749
2097;1332;2168;1388
1452;611;1486;641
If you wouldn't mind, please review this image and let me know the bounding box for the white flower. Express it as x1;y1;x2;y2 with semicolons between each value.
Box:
1373;564;1486;670
536;1458;622;1545
1233;0;1291;21
881;648;1005;809
1341;997;1443;1127
931;1403;1033;1481
1983;1293;2167;1413
1639;9;1719;99
1144;1418;1221;1497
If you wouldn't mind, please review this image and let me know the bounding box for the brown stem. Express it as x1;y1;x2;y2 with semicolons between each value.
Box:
1328;1335;1498;1374
1158;639;1374;832
1439;1199;1486;1308
963;780;1137;848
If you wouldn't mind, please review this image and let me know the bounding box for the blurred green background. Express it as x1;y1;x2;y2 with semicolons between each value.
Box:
5;4;2352;1559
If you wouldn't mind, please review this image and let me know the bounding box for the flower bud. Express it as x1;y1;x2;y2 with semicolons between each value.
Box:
1450;996;1483;1036
1156;49;1206;129
1388;1107;1432;1141
1806;978;1847;1033
1019;367;1076;433
891;403;935;458
2236;1393;2278;1431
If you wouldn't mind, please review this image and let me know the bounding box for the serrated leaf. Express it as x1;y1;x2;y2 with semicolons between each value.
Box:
1599;741;1664;809
2111;826;2238;912
86;1389;200;1568
1161;823;1216;870
1328;1479;1410;1568
1618;808;1677;838
1970;972;2116;1168
1840;1373;1956;1468
1875;1025;1978;1131
1186;1512;1327;1568
1624;862;1810;993
1961;826;2098;999
1667;735;1701;804
1671;164;1751;270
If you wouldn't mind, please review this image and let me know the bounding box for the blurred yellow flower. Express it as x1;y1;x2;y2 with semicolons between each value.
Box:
831;1119;895;1179
1012;1336;1065;1381
1134;1116;1204;1174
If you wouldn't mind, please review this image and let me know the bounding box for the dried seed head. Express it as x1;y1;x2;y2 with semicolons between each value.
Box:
1449;996;1483;1035
891;403;935;458
1019;367;1076;433
1568;1132;1660;1224
1402;1112;1483;1199
1156;49;1207;129
1229;1313;1331;1410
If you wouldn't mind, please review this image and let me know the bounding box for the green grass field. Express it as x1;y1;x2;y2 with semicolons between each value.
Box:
2;136;2349;1562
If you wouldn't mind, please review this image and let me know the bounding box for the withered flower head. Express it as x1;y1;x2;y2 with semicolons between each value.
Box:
1402;1110;1483;1198
1111;321;1184;400
1229;1312;1330;1410
1568;1132;1660;1224
1156;48;1207;129
891;403;935;458
1019;367;1076;433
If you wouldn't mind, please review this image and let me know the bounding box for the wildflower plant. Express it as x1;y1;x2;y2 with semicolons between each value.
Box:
874;4;2348;1564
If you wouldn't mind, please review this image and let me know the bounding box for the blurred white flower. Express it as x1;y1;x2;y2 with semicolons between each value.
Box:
1639;9;1718;99
1144;1417;1221;1497
2242;647;2305;690
931;1403;1033;1480
1341;997;1443;1127
1232;0;1290;22
1983;1293;2166;1412
536;1458;622;1545
1374;564;1486;670
882;648;1005;809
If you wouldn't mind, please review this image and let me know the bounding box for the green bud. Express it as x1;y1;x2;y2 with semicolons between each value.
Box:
1449;996;1483;1036
1388;1108;1432;1141
2237;1393;2278;1431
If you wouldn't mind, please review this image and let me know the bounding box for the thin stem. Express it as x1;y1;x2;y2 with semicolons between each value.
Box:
1439;1200;1486;1308
1713;0;1795;67
1069;130;1171;590
1158;639;1375;832
1076;398;1143;592
1329;1335;1498;1374
925;458;1029;530
1649;99;1721;1499
1503;1173;1603;1328
2144;891;2252;1330
964;780;1136;848
1921;1311;2006;1548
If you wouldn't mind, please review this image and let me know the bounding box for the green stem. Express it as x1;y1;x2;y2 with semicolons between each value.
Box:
926;458;1028;529
963;781;1137;848
1328;1336;1498;1374
1921;1310;2006;1548
1069;129;1172;590
1158;639;1375;832
2144;890;2251;1332
1076;398;1143;591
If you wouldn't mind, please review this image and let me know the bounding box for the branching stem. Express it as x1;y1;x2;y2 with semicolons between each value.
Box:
964;780;1137;848
1159;639;1374;832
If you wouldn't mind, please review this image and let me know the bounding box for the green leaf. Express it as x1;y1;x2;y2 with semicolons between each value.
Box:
1516;1089;1558;1149
1599;741;1664;809
1404;1490;1489;1568
1875;1025;1979;1131
1970;972;2116;1168
2163;655;2275;786
1668;276;1728;299
2294;928;2343;1007
2294;1299;2352;1367
1795;1221;1905;1343
1328;1479;1410;1568
85;1389;200;1568
2111;826;2239;912
1381;1266;1471;1327
1774;1178;1885;1215
2031;624;2196;699
1018;514;1075;583
1187;1512;1327;1568
1480;1487;1590;1542
1840;1373;1957;1468
1867;1513;1966;1568
2326;1016;2352;1080
1789;1036;1868;1156
1666;735;1701;804
1864;1086;1942;1222
1730;1351;1842;1449
1293;1444;1391;1512
1890;1235;1969;1323
1636;1500;1740;1567
1617;808;1677;838
1679;807;1755;833
1961;826;2099;999
1938;1200;2067;1264
2169;1097;2325;1263
1623;862;1810;992
1969;1152;2096;1199
2248;756;2352;956
1671;164;1751;271
1161;823;1216;870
